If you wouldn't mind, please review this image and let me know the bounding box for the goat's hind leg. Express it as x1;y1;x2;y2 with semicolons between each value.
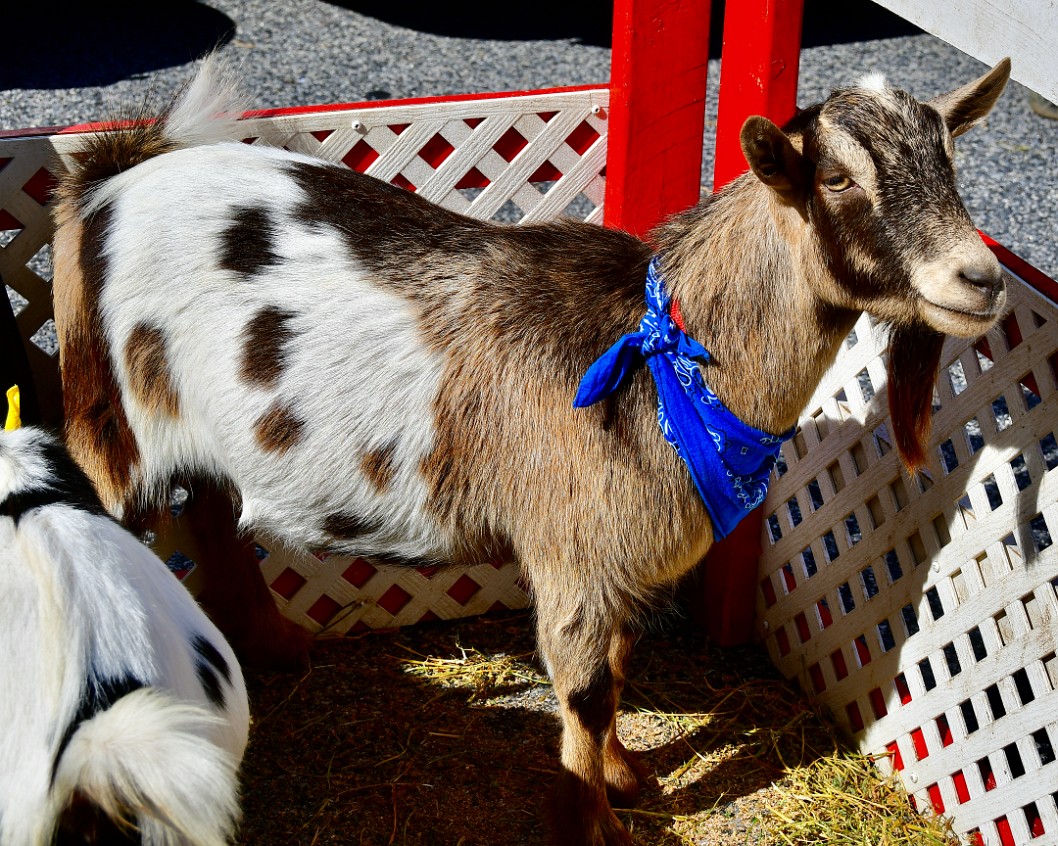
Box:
537;595;633;846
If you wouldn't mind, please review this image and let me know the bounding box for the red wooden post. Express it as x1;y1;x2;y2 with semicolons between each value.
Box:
713;0;805;190
605;0;712;238
703;0;804;646
606;0;804;646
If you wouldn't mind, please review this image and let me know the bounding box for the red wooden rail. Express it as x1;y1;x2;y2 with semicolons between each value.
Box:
713;0;804;189
604;0;712;238
605;0;805;645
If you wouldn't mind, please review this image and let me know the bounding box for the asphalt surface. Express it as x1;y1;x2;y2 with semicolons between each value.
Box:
2;0;1055;279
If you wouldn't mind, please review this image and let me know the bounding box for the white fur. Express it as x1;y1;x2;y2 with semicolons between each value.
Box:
75;52;456;558
857;71;889;91
164;55;251;149
54;690;239;846
99;143;453;559
0;427;248;845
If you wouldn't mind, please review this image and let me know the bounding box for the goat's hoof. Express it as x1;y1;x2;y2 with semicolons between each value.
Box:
550;811;633;846
548;771;634;846
604;742;655;808
230;615;313;671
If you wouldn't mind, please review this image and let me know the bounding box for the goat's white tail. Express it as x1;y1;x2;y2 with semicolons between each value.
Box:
53;688;241;846
162;53;251;149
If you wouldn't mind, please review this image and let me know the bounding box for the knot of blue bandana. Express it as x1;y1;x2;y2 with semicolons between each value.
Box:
573;257;795;539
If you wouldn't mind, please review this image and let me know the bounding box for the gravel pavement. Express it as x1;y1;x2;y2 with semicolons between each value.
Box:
3;0;1055;278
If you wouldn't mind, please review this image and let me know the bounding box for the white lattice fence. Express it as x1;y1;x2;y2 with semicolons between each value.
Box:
758;259;1058;845
0;87;609;633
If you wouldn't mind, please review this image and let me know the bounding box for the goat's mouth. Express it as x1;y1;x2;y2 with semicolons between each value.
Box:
921;297;1000;319
918;292;1006;337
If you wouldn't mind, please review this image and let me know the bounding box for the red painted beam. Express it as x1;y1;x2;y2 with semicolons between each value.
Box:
605;0;712;238
704;0;804;646
713;0;805;190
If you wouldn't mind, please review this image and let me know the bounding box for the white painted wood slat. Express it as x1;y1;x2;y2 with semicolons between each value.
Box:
872;0;1058;104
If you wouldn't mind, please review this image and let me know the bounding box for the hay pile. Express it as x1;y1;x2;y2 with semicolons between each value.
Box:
236;611;958;845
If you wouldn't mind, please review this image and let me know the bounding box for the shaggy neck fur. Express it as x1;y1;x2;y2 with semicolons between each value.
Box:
659;174;859;435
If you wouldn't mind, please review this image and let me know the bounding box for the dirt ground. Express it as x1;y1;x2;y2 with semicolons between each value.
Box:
236;609;843;846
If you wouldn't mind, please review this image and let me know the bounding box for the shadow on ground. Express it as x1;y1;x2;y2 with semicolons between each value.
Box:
5;0;923;93
238;610;835;845
3;2;235;90
321;0;615;47
329;0;921;53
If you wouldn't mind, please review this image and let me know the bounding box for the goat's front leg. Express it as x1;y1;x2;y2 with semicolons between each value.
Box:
537;601;633;846
185;480;312;670
603;626;654;807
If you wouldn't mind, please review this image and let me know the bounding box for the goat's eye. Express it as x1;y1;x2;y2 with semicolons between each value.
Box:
823;174;855;192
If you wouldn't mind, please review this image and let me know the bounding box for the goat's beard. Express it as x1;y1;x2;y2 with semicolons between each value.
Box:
886;322;947;473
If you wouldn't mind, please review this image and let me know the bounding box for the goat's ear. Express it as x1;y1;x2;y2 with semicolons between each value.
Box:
740;116;805;197
887;323;946;474
929;57;1011;137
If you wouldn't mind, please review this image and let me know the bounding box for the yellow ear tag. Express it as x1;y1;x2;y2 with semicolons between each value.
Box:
5;385;21;431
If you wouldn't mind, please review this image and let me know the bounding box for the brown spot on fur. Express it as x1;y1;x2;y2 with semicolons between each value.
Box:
239;306;297;387
322;512;383;539
219;206;281;277
253;402;304;454
361;443;397;493
52;204;141;512
124;322;180;416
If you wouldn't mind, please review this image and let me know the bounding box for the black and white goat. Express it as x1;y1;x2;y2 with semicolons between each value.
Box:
0;425;249;845
51;56;1010;845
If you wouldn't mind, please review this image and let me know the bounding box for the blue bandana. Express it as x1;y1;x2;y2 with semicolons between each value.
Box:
573;257;794;539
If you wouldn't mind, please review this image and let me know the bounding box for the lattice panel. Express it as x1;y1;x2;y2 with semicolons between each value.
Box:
253;543;529;634
0;147;62;422
0;88;610;631
758;264;1058;846
237;91;609;225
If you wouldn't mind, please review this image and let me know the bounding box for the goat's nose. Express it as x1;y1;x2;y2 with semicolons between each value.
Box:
959;255;1003;303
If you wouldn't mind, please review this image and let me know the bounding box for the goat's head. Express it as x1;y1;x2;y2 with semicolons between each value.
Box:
740;58;1011;470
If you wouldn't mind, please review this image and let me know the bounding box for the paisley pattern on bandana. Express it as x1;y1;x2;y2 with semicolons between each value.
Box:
573;257;795;539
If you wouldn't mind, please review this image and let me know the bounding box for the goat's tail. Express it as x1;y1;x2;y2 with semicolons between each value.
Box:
160;54;250;150
63;53;249;201
52;687;241;846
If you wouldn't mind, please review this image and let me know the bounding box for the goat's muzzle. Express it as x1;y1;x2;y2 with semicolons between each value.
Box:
912;240;1006;337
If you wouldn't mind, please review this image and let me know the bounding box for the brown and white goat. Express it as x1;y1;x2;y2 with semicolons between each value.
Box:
51;56;1010;845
